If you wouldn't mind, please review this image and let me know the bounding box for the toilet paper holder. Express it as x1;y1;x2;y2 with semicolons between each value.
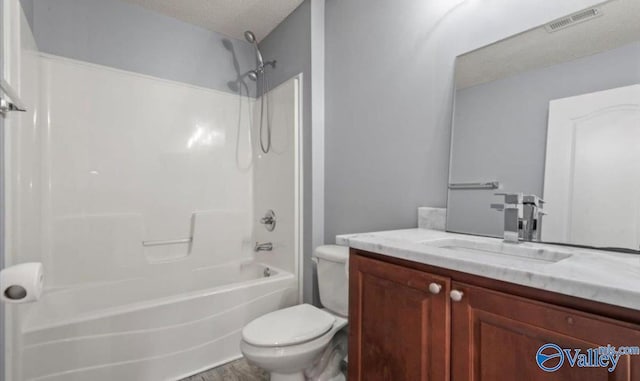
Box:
0;262;44;304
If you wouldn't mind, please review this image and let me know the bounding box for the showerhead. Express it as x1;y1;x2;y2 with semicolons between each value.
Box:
248;70;258;81
244;30;264;70
244;31;257;44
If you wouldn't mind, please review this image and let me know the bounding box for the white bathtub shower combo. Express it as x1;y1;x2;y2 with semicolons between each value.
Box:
1;2;303;380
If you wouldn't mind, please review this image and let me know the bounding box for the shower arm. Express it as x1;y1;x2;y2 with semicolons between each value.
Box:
255;60;277;74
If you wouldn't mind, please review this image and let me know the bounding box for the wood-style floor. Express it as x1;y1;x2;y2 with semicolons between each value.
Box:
180;358;269;381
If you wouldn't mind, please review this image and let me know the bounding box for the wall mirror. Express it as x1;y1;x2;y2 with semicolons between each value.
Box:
447;0;640;251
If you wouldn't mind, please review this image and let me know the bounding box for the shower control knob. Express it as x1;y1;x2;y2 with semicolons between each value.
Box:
450;290;464;302
428;283;442;295
260;210;276;232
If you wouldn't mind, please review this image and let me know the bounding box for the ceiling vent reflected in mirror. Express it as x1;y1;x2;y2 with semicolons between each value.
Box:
545;7;602;33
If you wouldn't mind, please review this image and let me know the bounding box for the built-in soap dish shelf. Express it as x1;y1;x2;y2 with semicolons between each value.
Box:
142;237;193;264
142;238;193;247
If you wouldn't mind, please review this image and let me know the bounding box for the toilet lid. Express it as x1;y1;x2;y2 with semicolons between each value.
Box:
242;304;336;347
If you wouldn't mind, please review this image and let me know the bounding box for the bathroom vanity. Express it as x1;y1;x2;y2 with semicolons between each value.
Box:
338;229;640;381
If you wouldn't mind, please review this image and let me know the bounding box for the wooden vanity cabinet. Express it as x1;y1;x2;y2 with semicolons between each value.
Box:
452;282;640;381
349;251;640;381
349;252;451;381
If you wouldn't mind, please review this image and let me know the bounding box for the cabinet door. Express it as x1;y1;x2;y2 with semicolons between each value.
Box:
349;254;450;381
451;282;640;381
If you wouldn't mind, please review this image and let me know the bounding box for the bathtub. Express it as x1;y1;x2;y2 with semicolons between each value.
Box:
18;261;298;381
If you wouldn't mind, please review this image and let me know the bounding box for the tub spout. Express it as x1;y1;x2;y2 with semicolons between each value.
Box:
254;242;273;252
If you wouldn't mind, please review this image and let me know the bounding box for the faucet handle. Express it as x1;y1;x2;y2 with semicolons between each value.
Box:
523;194;544;207
259;210;276;232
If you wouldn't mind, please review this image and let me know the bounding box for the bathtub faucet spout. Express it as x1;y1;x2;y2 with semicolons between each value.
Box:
254;242;273;252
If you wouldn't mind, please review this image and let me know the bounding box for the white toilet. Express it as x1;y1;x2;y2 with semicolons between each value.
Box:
241;245;349;381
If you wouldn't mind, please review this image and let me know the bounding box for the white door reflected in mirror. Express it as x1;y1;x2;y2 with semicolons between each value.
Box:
543;84;640;250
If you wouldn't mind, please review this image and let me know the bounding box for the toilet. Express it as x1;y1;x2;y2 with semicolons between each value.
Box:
241;245;349;381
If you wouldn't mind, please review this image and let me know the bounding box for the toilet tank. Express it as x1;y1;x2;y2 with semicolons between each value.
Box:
314;245;349;317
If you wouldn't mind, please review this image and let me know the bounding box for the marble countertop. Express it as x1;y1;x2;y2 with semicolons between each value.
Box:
336;229;640;311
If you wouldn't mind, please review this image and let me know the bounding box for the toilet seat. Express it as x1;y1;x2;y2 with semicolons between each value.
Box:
242;304;336;347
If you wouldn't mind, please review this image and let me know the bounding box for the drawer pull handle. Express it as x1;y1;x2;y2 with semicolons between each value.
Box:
450;290;464;302
428;283;442;295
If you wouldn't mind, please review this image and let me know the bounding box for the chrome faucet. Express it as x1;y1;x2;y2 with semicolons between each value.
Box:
254;242;273;252
491;193;545;243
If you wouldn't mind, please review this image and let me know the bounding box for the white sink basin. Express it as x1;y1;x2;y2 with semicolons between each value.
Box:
422;238;572;264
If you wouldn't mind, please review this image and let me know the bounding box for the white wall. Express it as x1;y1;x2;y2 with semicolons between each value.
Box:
324;0;604;241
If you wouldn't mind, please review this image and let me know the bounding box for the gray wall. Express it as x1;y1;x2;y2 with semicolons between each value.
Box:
324;0;605;241
258;0;316;303
26;0;256;96
19;0;33;30
325;0;449;240
448;41;640;237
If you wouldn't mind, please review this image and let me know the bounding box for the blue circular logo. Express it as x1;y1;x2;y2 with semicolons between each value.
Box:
536;343;564;372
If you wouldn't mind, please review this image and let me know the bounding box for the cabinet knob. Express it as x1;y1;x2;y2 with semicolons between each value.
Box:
428;283;442;294
450;290;464;302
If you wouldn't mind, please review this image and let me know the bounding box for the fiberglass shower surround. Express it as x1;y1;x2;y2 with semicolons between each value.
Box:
4;12;302;379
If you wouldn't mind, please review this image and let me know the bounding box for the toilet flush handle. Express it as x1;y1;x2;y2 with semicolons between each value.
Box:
344;259;349;278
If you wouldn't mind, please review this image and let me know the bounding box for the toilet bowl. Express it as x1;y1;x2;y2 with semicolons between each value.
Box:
241;245;349;381
241;304;347;381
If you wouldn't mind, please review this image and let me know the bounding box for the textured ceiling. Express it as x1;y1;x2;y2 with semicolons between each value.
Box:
120;0;304;41
456;0;640;89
